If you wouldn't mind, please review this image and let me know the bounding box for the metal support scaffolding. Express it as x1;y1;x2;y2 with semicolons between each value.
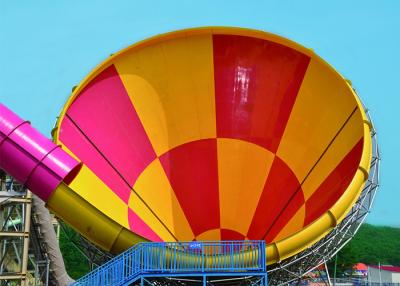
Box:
136;274;268;286
0;172;32;285
0;172;51;286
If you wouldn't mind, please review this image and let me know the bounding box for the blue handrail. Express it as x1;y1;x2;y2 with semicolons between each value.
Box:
72;240;266;286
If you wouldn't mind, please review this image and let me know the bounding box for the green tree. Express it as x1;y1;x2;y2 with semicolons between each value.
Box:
328;224;400;277
59;224;90;279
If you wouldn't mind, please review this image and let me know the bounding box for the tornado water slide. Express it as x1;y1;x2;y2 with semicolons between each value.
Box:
0;28;373;268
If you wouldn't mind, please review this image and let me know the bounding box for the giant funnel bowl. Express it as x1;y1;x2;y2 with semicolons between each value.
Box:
51;27;372;264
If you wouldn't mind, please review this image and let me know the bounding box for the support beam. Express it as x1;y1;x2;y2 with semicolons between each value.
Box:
0;231;28;237
21;191;32;286
0;274;24;280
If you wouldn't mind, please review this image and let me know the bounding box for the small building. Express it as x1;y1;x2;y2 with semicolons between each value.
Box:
353;263;368;278
367;265;400;284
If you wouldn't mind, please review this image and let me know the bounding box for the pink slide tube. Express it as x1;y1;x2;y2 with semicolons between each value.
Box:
0;103;81;201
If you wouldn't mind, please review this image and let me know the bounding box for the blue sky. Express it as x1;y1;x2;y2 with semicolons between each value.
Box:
1;1;399;226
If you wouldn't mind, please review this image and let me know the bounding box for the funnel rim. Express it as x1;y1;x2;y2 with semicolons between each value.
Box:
53;27;372;264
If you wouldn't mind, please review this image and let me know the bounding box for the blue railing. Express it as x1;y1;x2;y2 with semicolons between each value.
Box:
72;240;266;286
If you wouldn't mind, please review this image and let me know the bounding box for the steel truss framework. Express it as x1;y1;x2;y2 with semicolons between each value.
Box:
134;274;267;286
69;108;380;286
0;174;53;286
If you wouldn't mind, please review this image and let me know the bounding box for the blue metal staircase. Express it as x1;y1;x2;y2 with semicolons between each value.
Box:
72;240;267;286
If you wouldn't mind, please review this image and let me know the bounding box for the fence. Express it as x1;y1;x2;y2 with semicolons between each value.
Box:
72;240;267;286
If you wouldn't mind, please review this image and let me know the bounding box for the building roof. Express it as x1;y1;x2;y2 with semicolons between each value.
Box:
369;265;400;273
354;263;368;271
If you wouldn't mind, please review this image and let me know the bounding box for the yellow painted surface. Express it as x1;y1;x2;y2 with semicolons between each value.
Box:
111;227;148;253
273;205;305;242
331;124;372;224
133;159;194;241
265;243;280;264
274;212;334;263
115;34;216;156
128;186;177;242
217;138;274;235
47;183;146;253
127;198;177;242
302;110;364;200
47;183;121;251
66;162;130;229
195;229;221;241
359;123;373;176
277;58;359;183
